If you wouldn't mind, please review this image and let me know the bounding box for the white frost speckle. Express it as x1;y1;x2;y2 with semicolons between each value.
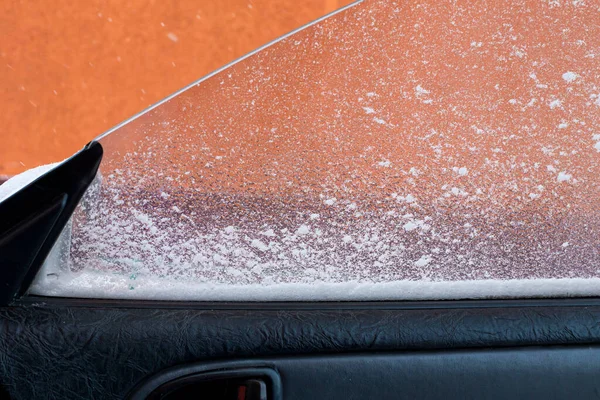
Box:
378;160;391;167
250;239;269;251
342;235;353;243
324;198;337;205
363;107;376;114
594;134;600;152
403;221;419;231
549;99;562;109
296;225;311;235
562;242;570;248
405;194;416;203
414;255;432;267
558;122;568;129
562;71;578;82
453;167;468;176
167;32;179;42
415;85;430;95
450;187;468;196
557;171;572;182
224;226;236;234
373;117;386;125
133;211;151;225
225;267;243;277
310;213;320;220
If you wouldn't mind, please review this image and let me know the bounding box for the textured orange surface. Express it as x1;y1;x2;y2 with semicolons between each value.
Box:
0;0;351;176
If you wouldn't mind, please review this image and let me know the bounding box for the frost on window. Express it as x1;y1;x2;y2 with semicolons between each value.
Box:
31;0;600;300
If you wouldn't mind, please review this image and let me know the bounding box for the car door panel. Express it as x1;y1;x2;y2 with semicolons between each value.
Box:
2;298;600;399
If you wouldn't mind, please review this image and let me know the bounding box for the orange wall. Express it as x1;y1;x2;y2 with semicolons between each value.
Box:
0;0;351;176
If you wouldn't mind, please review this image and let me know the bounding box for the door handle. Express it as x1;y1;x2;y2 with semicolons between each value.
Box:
130;365;281;400
235;379;268;400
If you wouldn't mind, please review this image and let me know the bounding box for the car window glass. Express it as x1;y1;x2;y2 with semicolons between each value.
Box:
30;0;600;301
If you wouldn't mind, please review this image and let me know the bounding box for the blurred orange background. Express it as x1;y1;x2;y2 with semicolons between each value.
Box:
0;0;351;177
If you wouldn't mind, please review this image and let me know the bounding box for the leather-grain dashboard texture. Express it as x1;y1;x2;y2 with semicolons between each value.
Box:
1;298;600;399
